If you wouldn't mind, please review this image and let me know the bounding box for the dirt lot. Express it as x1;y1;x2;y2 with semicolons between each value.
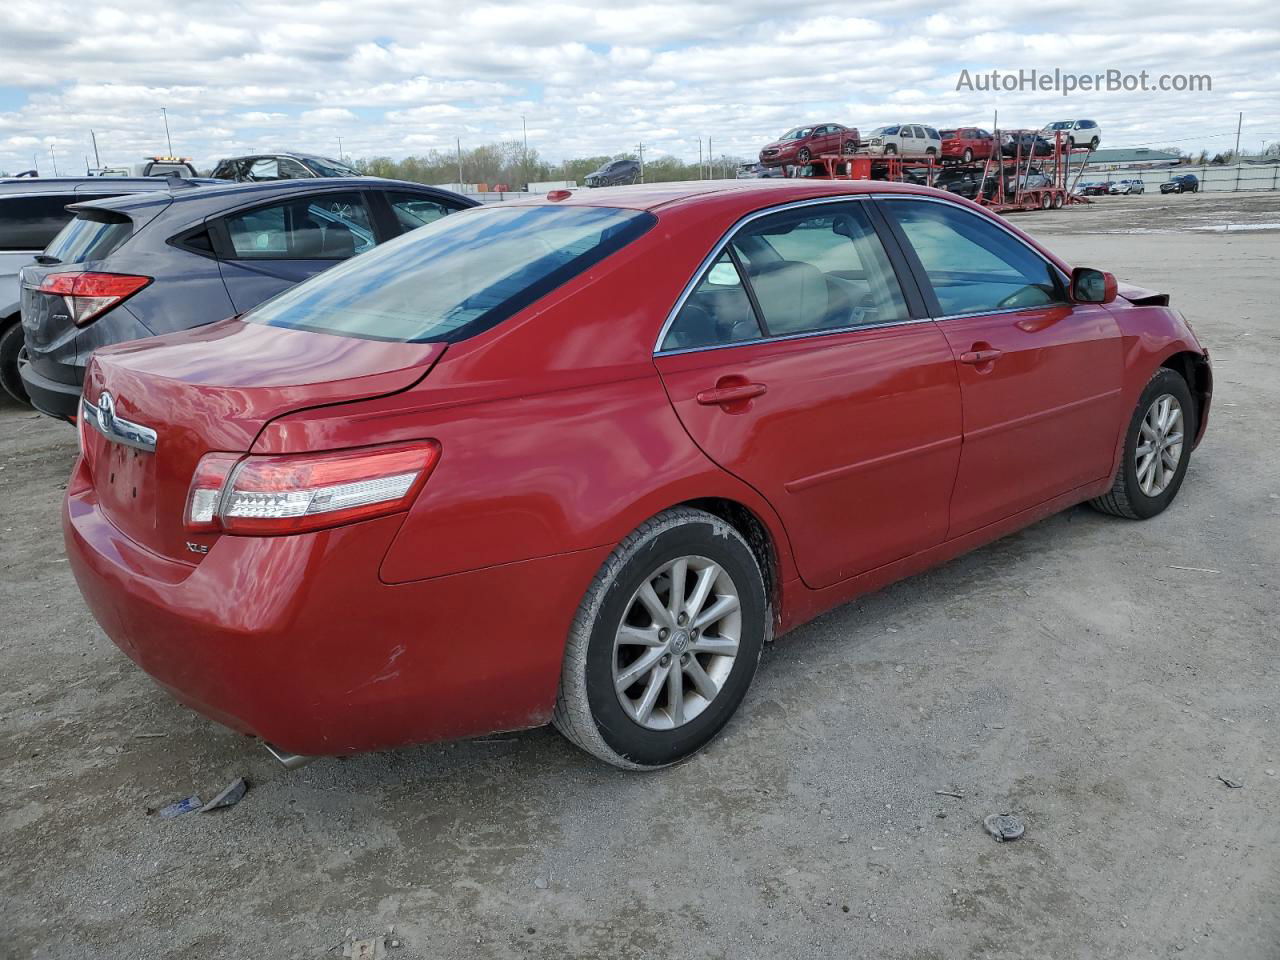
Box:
2;191;1278;960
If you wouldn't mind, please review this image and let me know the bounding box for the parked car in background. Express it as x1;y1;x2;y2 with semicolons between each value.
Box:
210;153;361;181
1111;179;1145;195
19;178;475;420
131;157;200;178
584;159;641;187
62;179;1211;770
1079;181;1114;196
940;128;996;163
863;125;942;157
1042;120;1102;150
758;124;860;167
1160;174;1200;194
1002;132;1054;157
933;167;990;200
0;176;221;403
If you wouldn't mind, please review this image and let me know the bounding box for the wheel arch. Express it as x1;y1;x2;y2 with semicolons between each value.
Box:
1160;349;1212;447
678;496;781;623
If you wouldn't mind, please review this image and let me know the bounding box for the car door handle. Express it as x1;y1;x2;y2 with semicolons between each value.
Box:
959;348;1002;365
696;382;768;406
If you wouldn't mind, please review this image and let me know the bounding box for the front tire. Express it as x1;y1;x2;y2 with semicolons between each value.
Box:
962;148;974;163
0;320;30;404
553;508;769;769
883;144;897;156
1090;368;1196;520
797;147;811;164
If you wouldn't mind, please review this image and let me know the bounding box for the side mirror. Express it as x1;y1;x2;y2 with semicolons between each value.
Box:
1071;267;1117;304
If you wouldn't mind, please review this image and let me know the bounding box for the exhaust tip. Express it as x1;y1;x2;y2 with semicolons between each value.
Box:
263;741;316;769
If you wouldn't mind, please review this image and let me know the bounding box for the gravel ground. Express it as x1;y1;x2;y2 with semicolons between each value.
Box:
2;191;1278;960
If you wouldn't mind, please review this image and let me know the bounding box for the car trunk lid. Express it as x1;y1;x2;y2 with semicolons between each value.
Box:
80;319;445;563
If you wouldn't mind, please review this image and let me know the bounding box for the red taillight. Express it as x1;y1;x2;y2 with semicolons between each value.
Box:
38;272;152;327
184;442;440;536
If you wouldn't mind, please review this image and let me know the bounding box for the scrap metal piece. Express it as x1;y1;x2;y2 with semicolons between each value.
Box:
200;777;248;812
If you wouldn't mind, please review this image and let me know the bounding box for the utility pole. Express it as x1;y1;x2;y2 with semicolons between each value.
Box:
161;107;174;155
708;136;713;179
337;136;343;161
456;137;464;188
50;145;58;176
636;142;644;183
521;115;529;190
91;129;100;168
1234;111;1243;192
698;139;704;179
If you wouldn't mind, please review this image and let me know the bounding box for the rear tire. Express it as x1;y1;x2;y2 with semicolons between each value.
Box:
1090;368;1196;520
0;320;30;405
553;508;769;769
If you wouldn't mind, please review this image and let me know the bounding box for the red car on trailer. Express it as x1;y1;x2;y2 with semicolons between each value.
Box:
65;180;1212;770
940;128;997;163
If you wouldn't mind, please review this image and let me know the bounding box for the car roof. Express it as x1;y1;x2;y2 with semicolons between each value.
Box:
217;151;345;163
0;176;223;196
74;176;463;216
499;178;966;214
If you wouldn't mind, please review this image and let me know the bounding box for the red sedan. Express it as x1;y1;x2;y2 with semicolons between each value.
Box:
65;180;1211;770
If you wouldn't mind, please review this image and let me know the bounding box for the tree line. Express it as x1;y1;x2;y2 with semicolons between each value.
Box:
352;140;748;188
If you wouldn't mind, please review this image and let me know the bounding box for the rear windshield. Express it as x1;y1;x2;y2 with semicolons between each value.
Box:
247;205;656;343
42;210;133;263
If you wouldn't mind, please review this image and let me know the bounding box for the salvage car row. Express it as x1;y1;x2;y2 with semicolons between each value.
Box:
756;119;1103;168
1;168;1211;773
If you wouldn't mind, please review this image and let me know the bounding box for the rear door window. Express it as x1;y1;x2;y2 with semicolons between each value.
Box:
247;205;655;343
222;192;375;259
729;202;908;336
662;253;763;350
0;194;81;251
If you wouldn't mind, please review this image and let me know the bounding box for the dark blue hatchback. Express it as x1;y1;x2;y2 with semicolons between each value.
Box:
19;177;476;420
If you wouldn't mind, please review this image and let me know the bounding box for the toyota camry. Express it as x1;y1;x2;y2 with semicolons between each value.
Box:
64;179;1211;770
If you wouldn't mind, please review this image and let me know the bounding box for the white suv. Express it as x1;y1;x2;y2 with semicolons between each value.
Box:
864;124;943;157
1042;120;1101;150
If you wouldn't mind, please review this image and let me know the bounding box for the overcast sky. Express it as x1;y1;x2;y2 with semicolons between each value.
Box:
1;0;1276;176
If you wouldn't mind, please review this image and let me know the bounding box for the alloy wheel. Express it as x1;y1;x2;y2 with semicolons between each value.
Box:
1136;394;1185;496
613;555;741;730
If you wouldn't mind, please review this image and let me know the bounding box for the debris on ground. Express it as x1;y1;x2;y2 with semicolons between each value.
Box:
157;795;202;819
343;935;386;959
134;732;166;739
1217;776;1244;789
534;877;548;889
1167;565;1221;574
935;790;964;799
200;777;248;812
983;813;1025;842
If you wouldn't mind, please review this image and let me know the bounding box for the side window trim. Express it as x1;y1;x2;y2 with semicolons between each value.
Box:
654;195;932;356
872;195;1070;320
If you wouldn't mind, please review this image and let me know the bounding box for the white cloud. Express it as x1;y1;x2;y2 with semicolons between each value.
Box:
0;0;1275;175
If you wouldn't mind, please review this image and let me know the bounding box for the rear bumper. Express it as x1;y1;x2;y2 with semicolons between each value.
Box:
64;461;609;755
19;357;82;422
